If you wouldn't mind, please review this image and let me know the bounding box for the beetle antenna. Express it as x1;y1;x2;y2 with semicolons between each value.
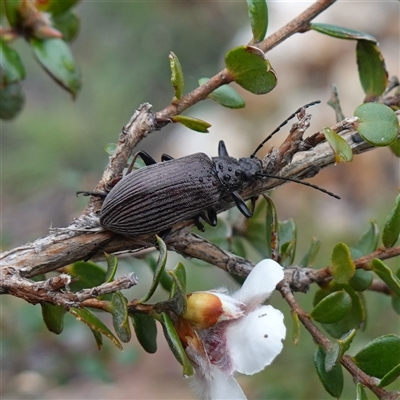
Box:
251;100;321;157
255;173;340;199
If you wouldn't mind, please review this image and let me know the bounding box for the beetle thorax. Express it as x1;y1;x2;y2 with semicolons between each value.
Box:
212;156;262;192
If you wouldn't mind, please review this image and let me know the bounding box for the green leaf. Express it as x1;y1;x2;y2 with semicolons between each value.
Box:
299;237;321;267
291;310;301;345
0;81;25;120
139;235;167;303
356;40;388;99
310;23;377;42
160;312;194;377
314;345;344;398
348;269;373;292
352;334;400;379
0;38;26;84
390;138;400;158
169;51;184;102
70;307;123;350
105;143;117;156
67;261;106;291
315;285;366;339
198;78;245;109
89;327;103;350
146;255;172;293
378;363;400;388
131;313;158;354
104;252;118;283
325;329;356;372
352;221;379;256
278;218;296;266
331;243;356;283
354;103;399;147
31;38;82;98
36;0;81;16
382;194;400;248
356;383;368;400
392;268;400;315
323;127;353;163
169;262;187;300
51;10;80;42
171;115;211;133
311;290;352;324
371;259;400;298
110;292;131;343
246;0;268;43
3;0;22;27
225;45;277;95
41;303;66;334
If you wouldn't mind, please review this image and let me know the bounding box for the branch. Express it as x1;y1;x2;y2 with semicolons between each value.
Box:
0;268;138;308
279;281;397;400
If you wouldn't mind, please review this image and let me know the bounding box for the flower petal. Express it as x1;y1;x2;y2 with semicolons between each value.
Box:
234;259;284;308
191;364;247;400
226;305;286;375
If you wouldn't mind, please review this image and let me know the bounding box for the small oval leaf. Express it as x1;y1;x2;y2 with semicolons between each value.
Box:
353;221;379;256
0;81;25;120
225;45;277;94
323;127;353;163
314;345;344;398
41;303;66;334
378;363;400;388
111;292;131;343
169;262;187;299
356;383;368;400
356;40;388;99
0;38;26;83
51;10;80;43
382;194;400;248
278;218;296;266
311;290;352;323
70;307;123;350
139;235;168;303
198;78;245;109
31;38;82;98
331;243;356;283
291;310;301;345
67;261;106;291
310;23;377;42
371;259;400;298
160;313;194;377
246;0;268;43
299;237;321;267
169;51;184;102
172;115;211;133
131;313;158;354
348;269;373;292
104;252;118;283
352;334;400;379
354;103;399;147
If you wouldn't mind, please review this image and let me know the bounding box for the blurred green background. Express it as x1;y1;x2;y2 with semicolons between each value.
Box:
1;1;399;399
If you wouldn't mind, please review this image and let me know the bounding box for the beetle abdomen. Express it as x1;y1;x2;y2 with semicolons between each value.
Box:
100;153;222;236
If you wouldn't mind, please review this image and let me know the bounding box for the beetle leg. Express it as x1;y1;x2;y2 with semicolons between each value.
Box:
158;227;172;239
218;140;229;157
126;150;157;174
206;209;218;226
161;154;174;161
194;215;206;232
76;191;108;198
231;191;252;218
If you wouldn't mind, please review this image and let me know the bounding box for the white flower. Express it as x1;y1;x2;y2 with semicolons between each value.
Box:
181;259;286;400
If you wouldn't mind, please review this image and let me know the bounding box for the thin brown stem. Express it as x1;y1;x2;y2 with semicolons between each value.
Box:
279;281;395;400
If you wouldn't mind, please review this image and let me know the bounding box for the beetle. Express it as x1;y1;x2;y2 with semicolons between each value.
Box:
78;101;339;238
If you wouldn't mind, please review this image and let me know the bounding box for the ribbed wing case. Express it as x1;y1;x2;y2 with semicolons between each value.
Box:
100;153;222;236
